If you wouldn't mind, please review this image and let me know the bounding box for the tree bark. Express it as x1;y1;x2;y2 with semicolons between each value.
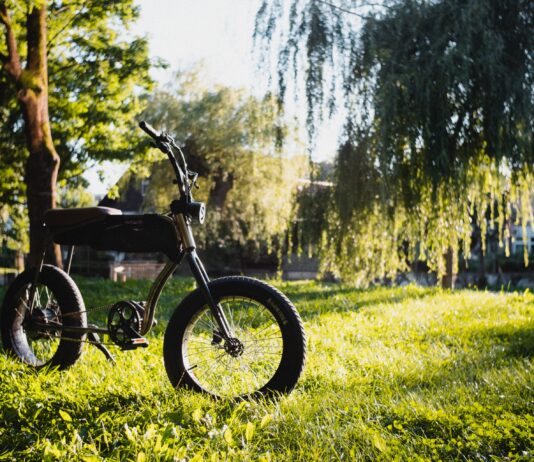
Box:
441;247;457;290
1;5;62;267
15;250;25;272
22;92;62;267
476;232;486;289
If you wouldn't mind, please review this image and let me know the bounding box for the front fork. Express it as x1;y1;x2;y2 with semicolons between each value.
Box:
176;214;234;341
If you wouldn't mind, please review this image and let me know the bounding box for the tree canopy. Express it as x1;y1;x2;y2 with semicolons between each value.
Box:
255;0;534;284
0;0;154;263
122;72;308;266
0;0;154;182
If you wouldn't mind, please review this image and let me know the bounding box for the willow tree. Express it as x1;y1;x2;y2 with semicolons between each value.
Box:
0;0;152;266
255;0;534;287
122;72;307;267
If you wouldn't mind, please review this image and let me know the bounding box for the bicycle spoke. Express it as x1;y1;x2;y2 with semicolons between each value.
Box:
183;296;284;397
10;282;63;366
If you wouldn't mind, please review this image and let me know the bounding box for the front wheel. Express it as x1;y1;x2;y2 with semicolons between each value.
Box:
163;276;306;399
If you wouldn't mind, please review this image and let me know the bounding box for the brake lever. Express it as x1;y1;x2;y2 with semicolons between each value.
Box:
188;170;200;189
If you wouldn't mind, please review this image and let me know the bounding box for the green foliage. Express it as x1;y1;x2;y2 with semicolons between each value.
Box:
57;185;95;209
0;63;26;253
0;203;28;253
255;0;534;283
0;69;25;208
134;72;308;261
0;279;533;460
46;0;155;176
1;0;155;184
292;162;334;257
0;0;155;255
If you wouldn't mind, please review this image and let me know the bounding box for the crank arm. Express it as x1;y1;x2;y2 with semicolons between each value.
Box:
88;331;116;364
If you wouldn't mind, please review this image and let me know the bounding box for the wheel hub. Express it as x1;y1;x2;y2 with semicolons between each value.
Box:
24;306;58;339
224;337;244;357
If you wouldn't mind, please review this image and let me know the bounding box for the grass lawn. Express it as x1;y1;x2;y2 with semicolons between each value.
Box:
0;278;532;461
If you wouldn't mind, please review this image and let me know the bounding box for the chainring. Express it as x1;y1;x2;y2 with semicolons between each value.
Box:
107;301;145;348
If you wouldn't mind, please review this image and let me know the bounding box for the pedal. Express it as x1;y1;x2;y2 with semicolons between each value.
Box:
121;336;149;350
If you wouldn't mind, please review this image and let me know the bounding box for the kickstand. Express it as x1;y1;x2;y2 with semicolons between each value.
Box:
87;331;116;364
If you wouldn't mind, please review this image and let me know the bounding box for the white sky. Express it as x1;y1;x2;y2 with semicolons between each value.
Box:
133;0;260;88
85;0;341;196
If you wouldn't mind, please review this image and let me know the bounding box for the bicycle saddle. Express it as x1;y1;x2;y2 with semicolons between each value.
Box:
44;207;122;228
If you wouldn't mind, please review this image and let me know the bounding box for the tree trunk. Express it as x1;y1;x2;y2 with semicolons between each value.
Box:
476;236;486;289
1;5;61;267
23;97;62;267
15;250;25;272
441;247;457;290
19;6;61;267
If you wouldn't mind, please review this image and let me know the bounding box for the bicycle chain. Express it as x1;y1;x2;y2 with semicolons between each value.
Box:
58;336;116;346
61;303;116;319
47;302;149;346
26;295;127;346
55;303;116;345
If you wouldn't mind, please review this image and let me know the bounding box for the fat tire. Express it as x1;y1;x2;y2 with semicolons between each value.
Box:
1;264;87;370
163;276;306;399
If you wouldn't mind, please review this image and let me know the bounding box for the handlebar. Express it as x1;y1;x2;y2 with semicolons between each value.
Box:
138;119;204;222
138;119;194;202
139;120;161;140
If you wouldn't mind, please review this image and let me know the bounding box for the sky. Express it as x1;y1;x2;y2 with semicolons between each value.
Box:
132;0;260;88
85;0;341;196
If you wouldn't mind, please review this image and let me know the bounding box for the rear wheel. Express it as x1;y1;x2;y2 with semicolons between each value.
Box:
1;265;87;369
164;276;306;399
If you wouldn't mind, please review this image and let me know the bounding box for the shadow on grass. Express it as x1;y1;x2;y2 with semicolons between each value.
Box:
70;276;448;325
466;323;534;359
72;278;441;324
298;322;534;458
396;323;534;392
371;328;534;459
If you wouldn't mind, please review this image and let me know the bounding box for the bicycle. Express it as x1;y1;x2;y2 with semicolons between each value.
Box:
0;121;306;399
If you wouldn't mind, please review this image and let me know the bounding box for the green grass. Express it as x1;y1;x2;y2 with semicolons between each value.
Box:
0;278;533;461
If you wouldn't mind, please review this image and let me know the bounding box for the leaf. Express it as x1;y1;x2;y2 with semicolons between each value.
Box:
165;411;182;424
372;433;387;453
124;423;138;443
192;408;203;423
223;428;234;446
137;452;146;462
245;421;255;442
34;407;43;420
43;442;63;462
59;410;72;422
260;414;273;428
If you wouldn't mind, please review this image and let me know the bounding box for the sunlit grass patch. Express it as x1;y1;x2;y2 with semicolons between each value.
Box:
1;279;532;461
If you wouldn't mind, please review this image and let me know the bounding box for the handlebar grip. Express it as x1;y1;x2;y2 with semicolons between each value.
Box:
139;120;160;139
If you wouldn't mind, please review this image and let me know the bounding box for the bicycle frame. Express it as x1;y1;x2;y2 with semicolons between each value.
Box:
28;120;235;343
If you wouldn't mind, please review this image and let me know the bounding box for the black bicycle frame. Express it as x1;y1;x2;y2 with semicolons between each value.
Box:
27;121;235;342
